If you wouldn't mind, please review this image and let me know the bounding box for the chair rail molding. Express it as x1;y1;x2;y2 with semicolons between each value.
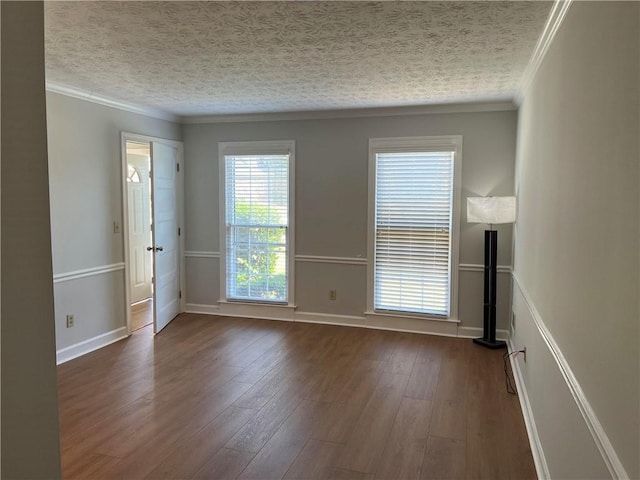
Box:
295;255;367;265
53;263;125;283
184;251;221;258
459;263;511;273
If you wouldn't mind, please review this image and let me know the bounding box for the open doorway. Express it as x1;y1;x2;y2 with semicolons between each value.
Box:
125;141;153;331
122;132;184;336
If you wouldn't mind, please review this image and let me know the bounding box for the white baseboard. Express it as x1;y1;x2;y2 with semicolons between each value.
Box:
184;303;220;315
364;311;460;336
185;302;297;323
185;303;500;339
507;337;550;480
294;311;366;325
512;274;628;479
299;311;462;337
457;326;509;341
56;327;128;365
218;301;296;321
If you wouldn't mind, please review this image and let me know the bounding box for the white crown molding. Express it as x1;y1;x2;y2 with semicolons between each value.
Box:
512;273;628;479
56;326;128;364
53;262;125;283
515;0;574;105
182;101;517;124
46;81;180;123
46;81;516;125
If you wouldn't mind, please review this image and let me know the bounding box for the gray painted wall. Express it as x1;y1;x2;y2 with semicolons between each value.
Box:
46;92;182;351
1;2;62;477
184;110;517;329
9;2;637;477
513;2;639;478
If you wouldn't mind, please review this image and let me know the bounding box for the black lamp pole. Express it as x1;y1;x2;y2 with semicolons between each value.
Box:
473;229;506;349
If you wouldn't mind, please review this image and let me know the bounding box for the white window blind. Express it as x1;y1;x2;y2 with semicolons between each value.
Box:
225;154;289;302
374;151;454;316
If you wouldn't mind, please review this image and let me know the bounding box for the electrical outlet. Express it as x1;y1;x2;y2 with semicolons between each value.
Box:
66;314;75;328
113;221;120;233
329;289;337;301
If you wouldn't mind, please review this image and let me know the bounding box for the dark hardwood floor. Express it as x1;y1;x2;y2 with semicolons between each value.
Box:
57;313;536;479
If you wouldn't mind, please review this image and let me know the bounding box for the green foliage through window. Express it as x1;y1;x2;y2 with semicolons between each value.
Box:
231;203;286;300
225;152;290;302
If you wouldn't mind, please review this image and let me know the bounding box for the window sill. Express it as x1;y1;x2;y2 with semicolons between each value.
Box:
365;310;460;324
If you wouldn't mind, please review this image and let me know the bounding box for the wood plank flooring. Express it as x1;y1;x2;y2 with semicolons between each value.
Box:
57;313;536;480
131;299;153;332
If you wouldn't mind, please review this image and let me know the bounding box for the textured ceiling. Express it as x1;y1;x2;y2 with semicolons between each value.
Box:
44;1;552;117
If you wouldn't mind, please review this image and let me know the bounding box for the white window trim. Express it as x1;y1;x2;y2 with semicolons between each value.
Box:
218;140;296;307
366;135;462;322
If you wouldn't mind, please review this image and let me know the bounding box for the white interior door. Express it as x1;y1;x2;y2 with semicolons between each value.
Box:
151;142;180;333
127;154;152;303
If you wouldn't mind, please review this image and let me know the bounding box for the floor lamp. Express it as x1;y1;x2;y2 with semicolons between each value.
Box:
467;196;516;349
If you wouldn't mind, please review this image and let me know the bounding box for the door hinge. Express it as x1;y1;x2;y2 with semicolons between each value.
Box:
176;163;180;172
179;290;182;299
178;227;181;236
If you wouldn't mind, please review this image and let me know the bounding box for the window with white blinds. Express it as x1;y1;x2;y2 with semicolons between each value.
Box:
220;141;294;304
369;137;461;318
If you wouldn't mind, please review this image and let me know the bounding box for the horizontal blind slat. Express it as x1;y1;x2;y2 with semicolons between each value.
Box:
374;150;454;316
225;154;289;302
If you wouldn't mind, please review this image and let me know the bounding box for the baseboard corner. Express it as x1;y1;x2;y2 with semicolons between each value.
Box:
56;326;128;365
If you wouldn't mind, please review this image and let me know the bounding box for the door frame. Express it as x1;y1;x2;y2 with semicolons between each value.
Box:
120;132;186;335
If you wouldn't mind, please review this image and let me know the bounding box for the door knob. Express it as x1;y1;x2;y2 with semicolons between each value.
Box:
156;246;164;252
146;246;154;251
147;246;164;252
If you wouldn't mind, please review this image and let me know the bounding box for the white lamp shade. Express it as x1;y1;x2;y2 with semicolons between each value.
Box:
467;196;516;224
